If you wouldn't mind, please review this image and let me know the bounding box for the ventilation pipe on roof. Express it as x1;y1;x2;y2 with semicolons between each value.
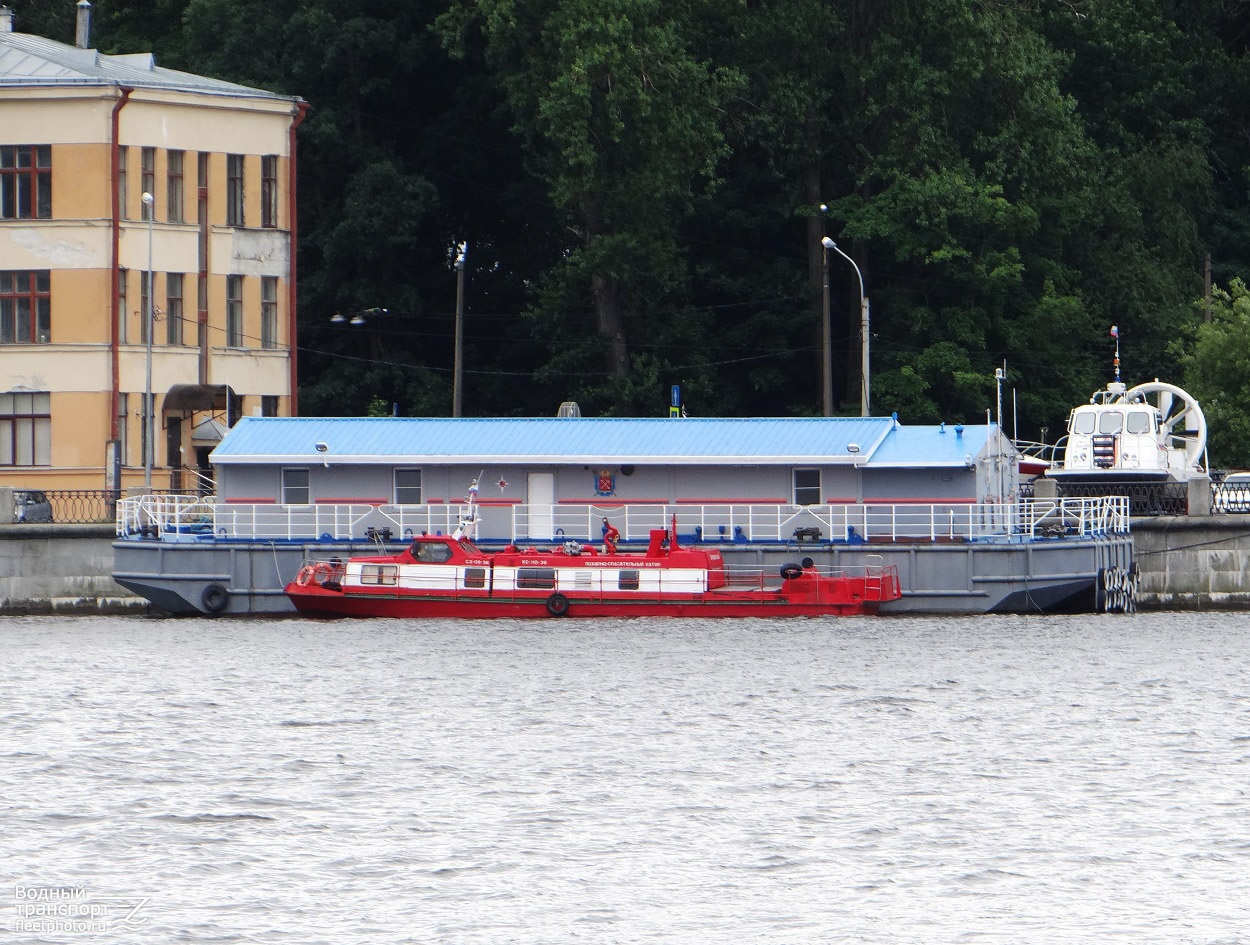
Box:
75;0;91;48
0;7;14;32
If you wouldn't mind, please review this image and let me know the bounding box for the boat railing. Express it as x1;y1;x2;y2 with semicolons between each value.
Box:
116;496;1130;544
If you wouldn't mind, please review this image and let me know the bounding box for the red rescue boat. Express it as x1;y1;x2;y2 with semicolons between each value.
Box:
284;518;900;619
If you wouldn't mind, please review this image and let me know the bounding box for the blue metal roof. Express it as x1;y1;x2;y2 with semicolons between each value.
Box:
870;422;997;467
211;416;898;466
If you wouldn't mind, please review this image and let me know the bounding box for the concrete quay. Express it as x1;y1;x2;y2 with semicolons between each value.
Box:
1;518;1248;614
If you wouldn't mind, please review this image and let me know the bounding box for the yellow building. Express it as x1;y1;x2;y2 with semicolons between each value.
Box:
0;3;306;492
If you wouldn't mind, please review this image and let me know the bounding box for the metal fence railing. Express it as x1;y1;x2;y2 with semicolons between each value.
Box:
116;495;1132;545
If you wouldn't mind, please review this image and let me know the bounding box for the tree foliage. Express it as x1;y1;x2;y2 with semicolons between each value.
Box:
48;0;1250;432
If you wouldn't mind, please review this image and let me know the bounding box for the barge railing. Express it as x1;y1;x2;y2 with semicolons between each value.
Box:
117;495;1131;544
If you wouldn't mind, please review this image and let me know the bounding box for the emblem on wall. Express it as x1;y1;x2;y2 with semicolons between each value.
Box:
595;468;616;496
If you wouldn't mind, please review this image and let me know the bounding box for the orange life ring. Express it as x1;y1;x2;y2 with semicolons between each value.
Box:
312;562;333;584
296;565;316;586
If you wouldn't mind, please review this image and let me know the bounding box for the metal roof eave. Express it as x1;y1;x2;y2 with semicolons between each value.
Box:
215;454;874;466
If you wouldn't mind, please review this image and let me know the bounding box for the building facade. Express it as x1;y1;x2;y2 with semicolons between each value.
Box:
0;4;305;492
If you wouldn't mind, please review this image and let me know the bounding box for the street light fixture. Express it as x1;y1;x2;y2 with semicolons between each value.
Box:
142;191;155;489
821;236;871;418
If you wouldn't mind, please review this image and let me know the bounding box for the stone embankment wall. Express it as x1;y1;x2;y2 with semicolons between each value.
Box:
1132;516;1250;610
0;525;144;614
1;518;1249;614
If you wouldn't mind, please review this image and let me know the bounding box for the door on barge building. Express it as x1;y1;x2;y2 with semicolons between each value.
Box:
527;472;555;540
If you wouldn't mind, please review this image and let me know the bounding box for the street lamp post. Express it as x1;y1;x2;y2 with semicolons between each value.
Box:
821;236;871;418
453;242;467;418
142;191;155;489
820;238;833;417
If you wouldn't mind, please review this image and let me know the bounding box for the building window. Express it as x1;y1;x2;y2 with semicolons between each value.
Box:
167;150;184;223
0;391;51;466
261;276;277;348
166;273;184;345
261;155;278;228
395;469;422;504
226;275;243;347
0;270;51;344
118;146;128;220
261;395;279;417
793;468;821;506
282;467;310;505
117;268;128;344
226;154;245;226
140;147;155;220
0;145;51;219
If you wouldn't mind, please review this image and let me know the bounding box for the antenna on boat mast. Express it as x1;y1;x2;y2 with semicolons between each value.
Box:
1110;325;1121;383
452;472;484;541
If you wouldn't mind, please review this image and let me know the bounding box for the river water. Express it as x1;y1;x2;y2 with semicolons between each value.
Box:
3;613;1248;944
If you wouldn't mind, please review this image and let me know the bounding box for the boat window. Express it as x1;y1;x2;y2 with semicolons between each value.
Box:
360;564;398;586
281;467;310;505
618;569;640;590
463;567;486;589
517;568;556;589
395;468;422;504
1098;411;1124;434
793;468;821;506
414;542;453;563
1071;411;1096;435
1126;410;1153;434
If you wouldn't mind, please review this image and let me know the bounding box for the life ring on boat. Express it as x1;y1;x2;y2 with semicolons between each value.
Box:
201;583;229;614
296;565;316;586
780;562;803;580
545;592;571;617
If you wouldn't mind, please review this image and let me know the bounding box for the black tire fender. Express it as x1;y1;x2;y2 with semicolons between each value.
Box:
780;562;803;580
545;592;570;617
201;583;229;614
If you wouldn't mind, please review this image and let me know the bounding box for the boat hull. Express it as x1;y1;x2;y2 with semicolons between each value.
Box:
285;586;888;619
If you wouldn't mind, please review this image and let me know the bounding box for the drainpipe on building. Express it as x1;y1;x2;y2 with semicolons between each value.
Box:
287;101;309;417
109;86;134;448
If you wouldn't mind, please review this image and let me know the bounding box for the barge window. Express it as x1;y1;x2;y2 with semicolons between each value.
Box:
395;468;422;504
618;569;640;590
415;542;452;563
1071;411;1096;435
360;564;398;586
794;468;821;506
517;568;556;589
463;567;486;589
282;467;310;505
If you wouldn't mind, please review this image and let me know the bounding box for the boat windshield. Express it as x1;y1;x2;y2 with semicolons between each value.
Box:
1097;411;1123;434
1126;410;1153;434
412;541;453;563
1071;410;1096;435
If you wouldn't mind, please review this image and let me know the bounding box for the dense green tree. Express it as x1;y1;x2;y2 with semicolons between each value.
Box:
1182;279;1250;467
438;0;743;413
14;0;1250;428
